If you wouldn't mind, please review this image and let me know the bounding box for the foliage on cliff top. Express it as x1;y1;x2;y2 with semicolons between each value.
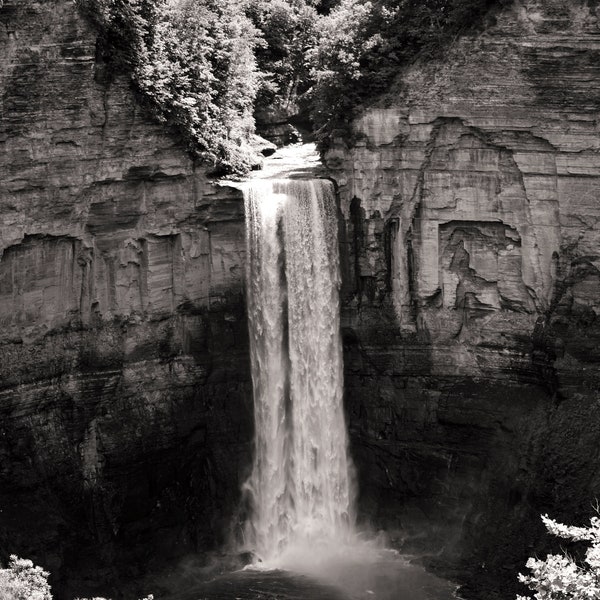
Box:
76;0;511;166
247;0;319;114
309;0;509;143
77;0;261;175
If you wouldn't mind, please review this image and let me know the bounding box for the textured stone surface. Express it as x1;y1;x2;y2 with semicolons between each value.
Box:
255;105;302;147
3;0;600;598
0;1;252;597
327;1;600;596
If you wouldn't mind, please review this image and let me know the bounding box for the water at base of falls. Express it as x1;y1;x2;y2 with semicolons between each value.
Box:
167;555;461;600
242;177;355;567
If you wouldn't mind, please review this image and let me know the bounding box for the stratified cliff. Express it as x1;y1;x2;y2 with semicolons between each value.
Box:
327;0;600;595
0;1;251;597
3;0;600;598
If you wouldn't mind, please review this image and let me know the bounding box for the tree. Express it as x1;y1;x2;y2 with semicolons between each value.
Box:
309;0;503;139
78;0;261;174
248;0;319;109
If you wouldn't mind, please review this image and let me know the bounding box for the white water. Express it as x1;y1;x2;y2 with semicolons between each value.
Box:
242;178;355;567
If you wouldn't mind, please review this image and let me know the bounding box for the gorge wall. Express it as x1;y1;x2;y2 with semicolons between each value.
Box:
2;0;600;599
0;1;252;597
327;0;600;596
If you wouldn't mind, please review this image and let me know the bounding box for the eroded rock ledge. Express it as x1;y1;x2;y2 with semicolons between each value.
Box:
327;1;600;596
0;1;251;597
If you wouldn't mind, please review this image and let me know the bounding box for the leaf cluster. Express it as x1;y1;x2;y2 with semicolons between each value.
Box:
247;0;319;111
517;513;600;599
0;555;52;600
78;0;262;175
0;555;154;600
75;0;509;168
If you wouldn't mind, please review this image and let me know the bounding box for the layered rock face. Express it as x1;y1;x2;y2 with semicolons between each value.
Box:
0;1;251;597
327;0;600;595
3;0;600;598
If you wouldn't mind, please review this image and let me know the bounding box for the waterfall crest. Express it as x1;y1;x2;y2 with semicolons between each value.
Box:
243;178;354;565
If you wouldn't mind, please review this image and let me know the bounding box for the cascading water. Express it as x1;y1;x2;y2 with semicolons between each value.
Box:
212;146;460;598
242;178;354;566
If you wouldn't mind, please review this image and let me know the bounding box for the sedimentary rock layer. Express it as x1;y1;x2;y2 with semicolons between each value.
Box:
327;1;600;596
0;1;251;597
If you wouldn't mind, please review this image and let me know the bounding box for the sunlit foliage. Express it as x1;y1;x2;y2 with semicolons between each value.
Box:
0;555;52;600
517;513;600;599
310;0;504;138
78;0;261;174
248;0;319;110
0;555;155;600
75;0;506;165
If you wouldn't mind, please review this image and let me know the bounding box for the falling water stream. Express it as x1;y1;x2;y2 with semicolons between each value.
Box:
186;144;462;600
242;177;354;566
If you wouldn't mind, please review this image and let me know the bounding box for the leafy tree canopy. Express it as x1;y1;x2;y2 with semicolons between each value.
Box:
309;0;506;140
78;0;261;175
247;0;319;111
518;512;600;599
0;555;52;600
76;0;506;170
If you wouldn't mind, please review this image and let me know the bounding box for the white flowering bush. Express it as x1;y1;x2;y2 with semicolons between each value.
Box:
517;513;600;599
0;555;52;600
0;554;153;600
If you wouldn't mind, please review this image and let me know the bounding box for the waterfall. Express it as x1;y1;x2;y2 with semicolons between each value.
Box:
242;178;354;565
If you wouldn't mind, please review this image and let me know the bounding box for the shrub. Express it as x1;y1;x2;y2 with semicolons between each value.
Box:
247;0;319;109
74;0;509;161
517;513;600;599
0;554;154;600
0;555;52;600
308;0;375;133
